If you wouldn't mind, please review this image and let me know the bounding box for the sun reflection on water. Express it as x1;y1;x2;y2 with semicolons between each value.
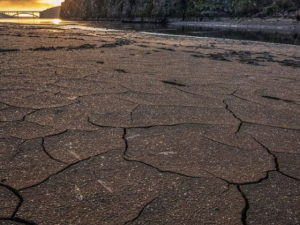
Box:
52;19;61;25
0;18;65;25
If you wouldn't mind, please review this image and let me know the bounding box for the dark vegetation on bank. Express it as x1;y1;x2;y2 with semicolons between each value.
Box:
60;0;300;22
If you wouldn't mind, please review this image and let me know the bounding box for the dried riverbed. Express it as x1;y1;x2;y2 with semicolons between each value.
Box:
0;23;300;224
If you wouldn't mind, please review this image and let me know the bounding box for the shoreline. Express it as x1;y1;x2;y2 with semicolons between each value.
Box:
1;18;300;46
1;17;300;33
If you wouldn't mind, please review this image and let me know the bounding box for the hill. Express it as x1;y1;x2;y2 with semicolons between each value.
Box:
40;6;61;18
0;13;12;18
60;0;300;22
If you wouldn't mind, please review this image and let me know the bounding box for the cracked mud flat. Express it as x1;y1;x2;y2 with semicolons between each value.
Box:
0;23;300;225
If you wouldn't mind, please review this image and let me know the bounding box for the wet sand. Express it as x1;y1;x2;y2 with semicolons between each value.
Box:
0;23;300;224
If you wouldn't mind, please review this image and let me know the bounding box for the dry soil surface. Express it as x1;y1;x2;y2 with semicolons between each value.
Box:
0;23;300;225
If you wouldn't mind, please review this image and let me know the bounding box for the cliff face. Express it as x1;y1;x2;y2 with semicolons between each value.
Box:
60;0;300;21
60;0;179;22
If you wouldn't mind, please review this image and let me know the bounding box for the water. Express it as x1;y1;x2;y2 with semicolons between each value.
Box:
0;18;299;45
0;18;73;25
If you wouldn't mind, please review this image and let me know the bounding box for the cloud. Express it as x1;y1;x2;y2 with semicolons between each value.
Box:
0;0;59;10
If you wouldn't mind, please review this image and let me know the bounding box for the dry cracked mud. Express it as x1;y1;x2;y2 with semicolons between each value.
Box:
0;23;300;225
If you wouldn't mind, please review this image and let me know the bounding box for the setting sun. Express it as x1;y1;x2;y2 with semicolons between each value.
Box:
0;0;64;11
40;0;64;7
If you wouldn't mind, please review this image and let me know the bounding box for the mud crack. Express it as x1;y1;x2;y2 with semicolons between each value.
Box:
0;184;37;224
223;99;243;134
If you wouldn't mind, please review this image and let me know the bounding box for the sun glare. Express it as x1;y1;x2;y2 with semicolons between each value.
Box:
40;0;65;7
52;19;61;24
0;0;65;11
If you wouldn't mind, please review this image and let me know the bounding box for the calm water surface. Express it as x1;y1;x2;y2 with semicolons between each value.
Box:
1;18;299;45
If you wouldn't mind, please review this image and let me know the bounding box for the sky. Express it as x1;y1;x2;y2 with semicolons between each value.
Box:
0;0;64;11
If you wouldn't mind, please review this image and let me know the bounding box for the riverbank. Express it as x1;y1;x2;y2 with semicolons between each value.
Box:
2;18;300;46
0;23;300;225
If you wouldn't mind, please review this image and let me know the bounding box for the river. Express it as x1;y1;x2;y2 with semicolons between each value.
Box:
1;18;299;45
